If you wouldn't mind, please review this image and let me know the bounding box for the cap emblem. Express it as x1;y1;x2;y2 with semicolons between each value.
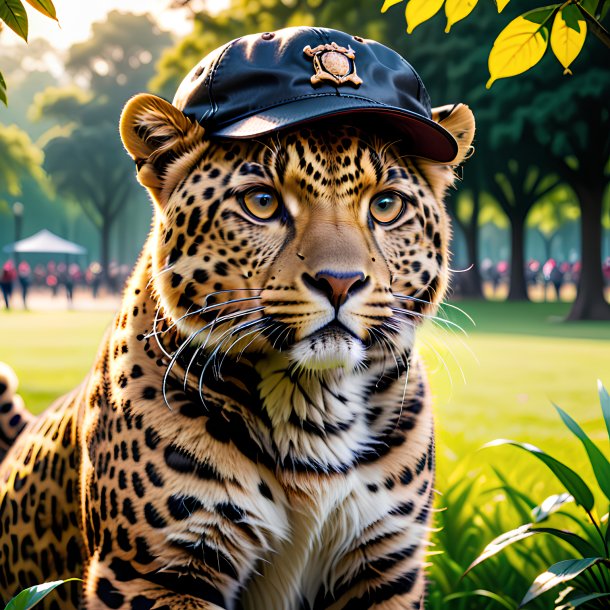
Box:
303;42;363;87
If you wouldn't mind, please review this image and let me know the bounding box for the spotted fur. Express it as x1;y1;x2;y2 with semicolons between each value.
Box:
0;93;474;609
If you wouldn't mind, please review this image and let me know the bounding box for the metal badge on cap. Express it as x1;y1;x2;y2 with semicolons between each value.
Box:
303;42;363;87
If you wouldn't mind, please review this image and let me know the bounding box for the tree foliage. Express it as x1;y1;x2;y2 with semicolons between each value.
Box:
31;11;173;276
380;0;610;87
0;122;46;212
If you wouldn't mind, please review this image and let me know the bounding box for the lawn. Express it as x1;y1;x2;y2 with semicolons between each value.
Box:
1;300;609;608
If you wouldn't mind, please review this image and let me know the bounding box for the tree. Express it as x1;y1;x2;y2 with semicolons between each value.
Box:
484;149;561;300
31;11;173;278
446;192;484;297
66;11;172;115
528;188;580;262
0;123;46;212
496;55;610;319
42;124;134;274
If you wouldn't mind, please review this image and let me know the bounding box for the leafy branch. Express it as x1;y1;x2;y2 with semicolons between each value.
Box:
380;0;610;86
0;0;58;105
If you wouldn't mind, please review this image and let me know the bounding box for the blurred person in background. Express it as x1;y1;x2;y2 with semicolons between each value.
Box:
33;264;46;287
0;260;17;310
47;261;59;296
17;261;32;309
526;259;541;289
87;262;103;298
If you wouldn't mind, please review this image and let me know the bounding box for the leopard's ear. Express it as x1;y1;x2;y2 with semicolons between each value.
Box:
120;93;205;202
432;103;475;166
418;103;476;201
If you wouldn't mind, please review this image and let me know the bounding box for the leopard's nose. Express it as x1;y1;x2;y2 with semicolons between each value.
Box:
302;270;369;311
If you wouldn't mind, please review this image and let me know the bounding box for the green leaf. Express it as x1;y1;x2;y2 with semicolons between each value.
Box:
0;70;7;106
444;589;516;609
381;0;403;12
522;6;559;26
531;527;600;557
599;380;610;442
555;404;610;503
23;0;56;21
560;4;583;31
5;579;81;610
465;524;537;573
483;440;595;510
531;492;573;523
0;0;28;41
519;557;609;606
466;523;599;575
556;591;610;609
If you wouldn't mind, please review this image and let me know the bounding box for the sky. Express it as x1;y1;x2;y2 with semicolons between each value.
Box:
7;0;230;49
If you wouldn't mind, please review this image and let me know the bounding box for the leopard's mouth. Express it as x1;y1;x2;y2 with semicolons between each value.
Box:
287;320;366;371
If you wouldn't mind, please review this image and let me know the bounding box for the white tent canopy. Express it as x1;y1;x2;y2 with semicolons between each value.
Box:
3;229;87;255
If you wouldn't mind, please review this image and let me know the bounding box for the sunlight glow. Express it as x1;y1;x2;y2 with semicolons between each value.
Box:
12;0;229;49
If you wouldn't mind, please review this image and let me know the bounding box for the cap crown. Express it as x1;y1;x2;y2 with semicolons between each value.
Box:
174;26;432;130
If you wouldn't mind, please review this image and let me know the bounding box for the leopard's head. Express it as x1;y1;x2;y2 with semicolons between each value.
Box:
120;95;474;373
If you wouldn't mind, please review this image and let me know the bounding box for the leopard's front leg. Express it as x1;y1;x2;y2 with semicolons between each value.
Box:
81;556;229;609
79;391;281;610
319;481;432;610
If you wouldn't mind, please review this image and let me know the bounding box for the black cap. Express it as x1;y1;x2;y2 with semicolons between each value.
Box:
173;26;457;162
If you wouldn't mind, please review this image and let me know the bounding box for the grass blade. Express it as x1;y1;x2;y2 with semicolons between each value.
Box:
555;403;610;503
519;557;609;606
465;524;537;574
444;589;517;609
531;493;573;523
483;440;595;511
599;380;610;442
556;591;610;609
466;524;599;575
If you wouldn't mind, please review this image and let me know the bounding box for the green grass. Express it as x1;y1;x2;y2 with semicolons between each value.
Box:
0;310;115;411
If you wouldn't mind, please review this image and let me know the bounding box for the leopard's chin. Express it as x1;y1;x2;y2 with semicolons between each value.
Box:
288;323;365;372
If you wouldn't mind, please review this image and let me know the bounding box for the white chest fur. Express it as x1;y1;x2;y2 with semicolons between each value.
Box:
241;473;388;610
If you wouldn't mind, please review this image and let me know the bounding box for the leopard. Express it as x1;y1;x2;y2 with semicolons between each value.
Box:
0;90;474;609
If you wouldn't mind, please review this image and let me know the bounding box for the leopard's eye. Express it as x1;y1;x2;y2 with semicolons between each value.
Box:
240;189;280;221
370;192;405;225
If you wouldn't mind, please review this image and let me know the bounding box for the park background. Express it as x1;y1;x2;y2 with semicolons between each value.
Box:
0;0;609;608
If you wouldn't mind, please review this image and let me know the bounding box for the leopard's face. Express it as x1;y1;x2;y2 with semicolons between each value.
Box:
121;95;474;373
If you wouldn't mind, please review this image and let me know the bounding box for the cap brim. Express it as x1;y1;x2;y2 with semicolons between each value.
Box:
208;95;458;163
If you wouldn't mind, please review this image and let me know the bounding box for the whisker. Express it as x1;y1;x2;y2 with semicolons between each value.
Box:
198;318;270;400
391;306;467;336
392;292;475;329
145;291;263;340
161;305;266;409
216;319;269;378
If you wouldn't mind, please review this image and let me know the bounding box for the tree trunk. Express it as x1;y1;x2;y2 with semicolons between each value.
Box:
567;182;610;321
100;219;111;283
507;215;529;301
450;192;483;299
